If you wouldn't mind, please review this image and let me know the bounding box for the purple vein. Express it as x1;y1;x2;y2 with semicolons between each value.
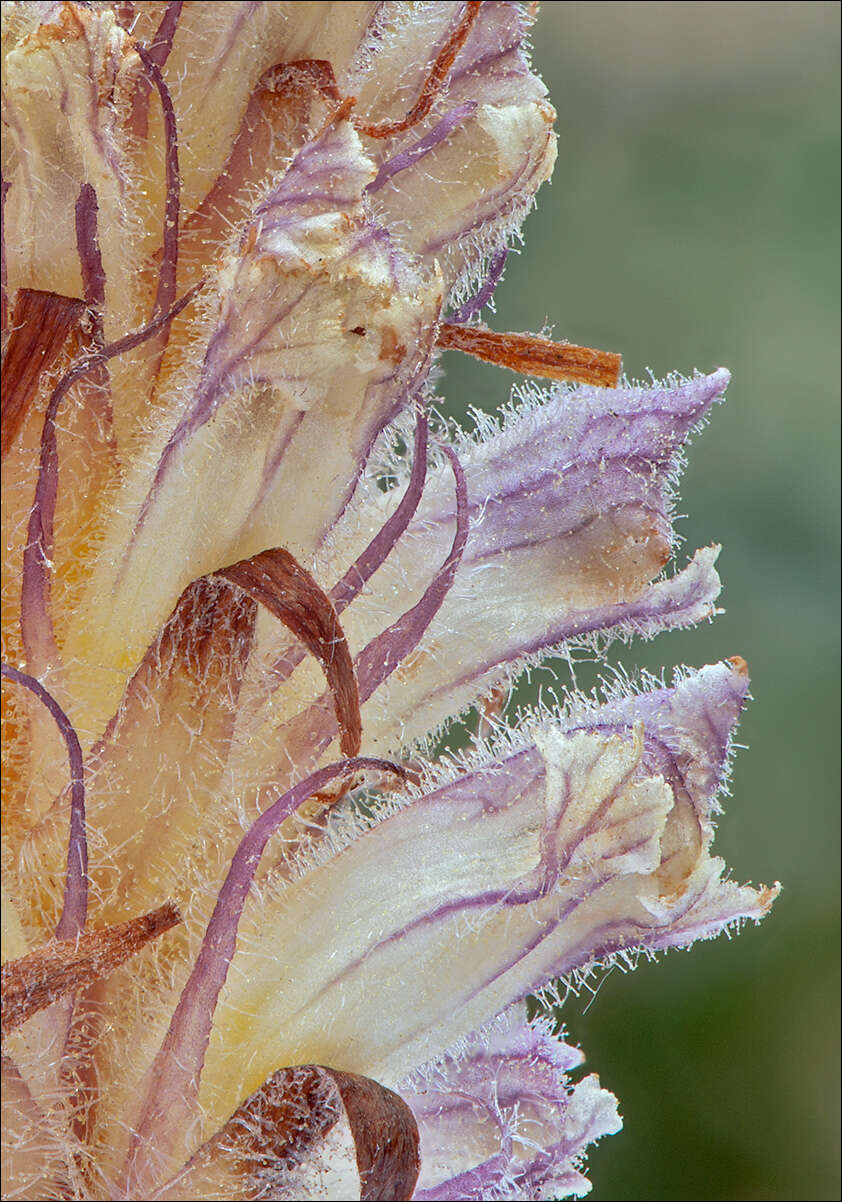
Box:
447;246;508;323
367;100;477;193
135;44;180;336
1;662;87;939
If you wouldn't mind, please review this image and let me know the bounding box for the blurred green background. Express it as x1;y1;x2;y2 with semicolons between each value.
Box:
439;3;840;1199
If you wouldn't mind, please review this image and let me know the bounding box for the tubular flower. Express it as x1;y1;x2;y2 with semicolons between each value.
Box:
0;4;778;1200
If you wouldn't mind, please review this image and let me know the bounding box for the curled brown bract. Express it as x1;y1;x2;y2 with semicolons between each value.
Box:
217;547;362;757
155;1064;420;1202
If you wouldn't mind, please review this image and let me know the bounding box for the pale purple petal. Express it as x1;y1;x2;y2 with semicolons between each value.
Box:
455;370;730;572
201;662;776;1108
143;116;384;468
403;1013;621;1201
329;370;730;754
562;657;751;825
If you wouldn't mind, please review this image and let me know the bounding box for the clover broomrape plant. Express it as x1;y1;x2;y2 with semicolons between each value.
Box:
0;3;779;1199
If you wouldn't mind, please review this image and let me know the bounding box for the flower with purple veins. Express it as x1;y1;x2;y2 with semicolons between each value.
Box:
0;3;778;1199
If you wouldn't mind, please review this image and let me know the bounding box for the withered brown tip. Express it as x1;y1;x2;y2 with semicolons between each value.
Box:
437;321;623;388
1;901;181;1037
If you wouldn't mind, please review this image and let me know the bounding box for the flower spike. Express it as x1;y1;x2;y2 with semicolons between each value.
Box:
1;6;777;1199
